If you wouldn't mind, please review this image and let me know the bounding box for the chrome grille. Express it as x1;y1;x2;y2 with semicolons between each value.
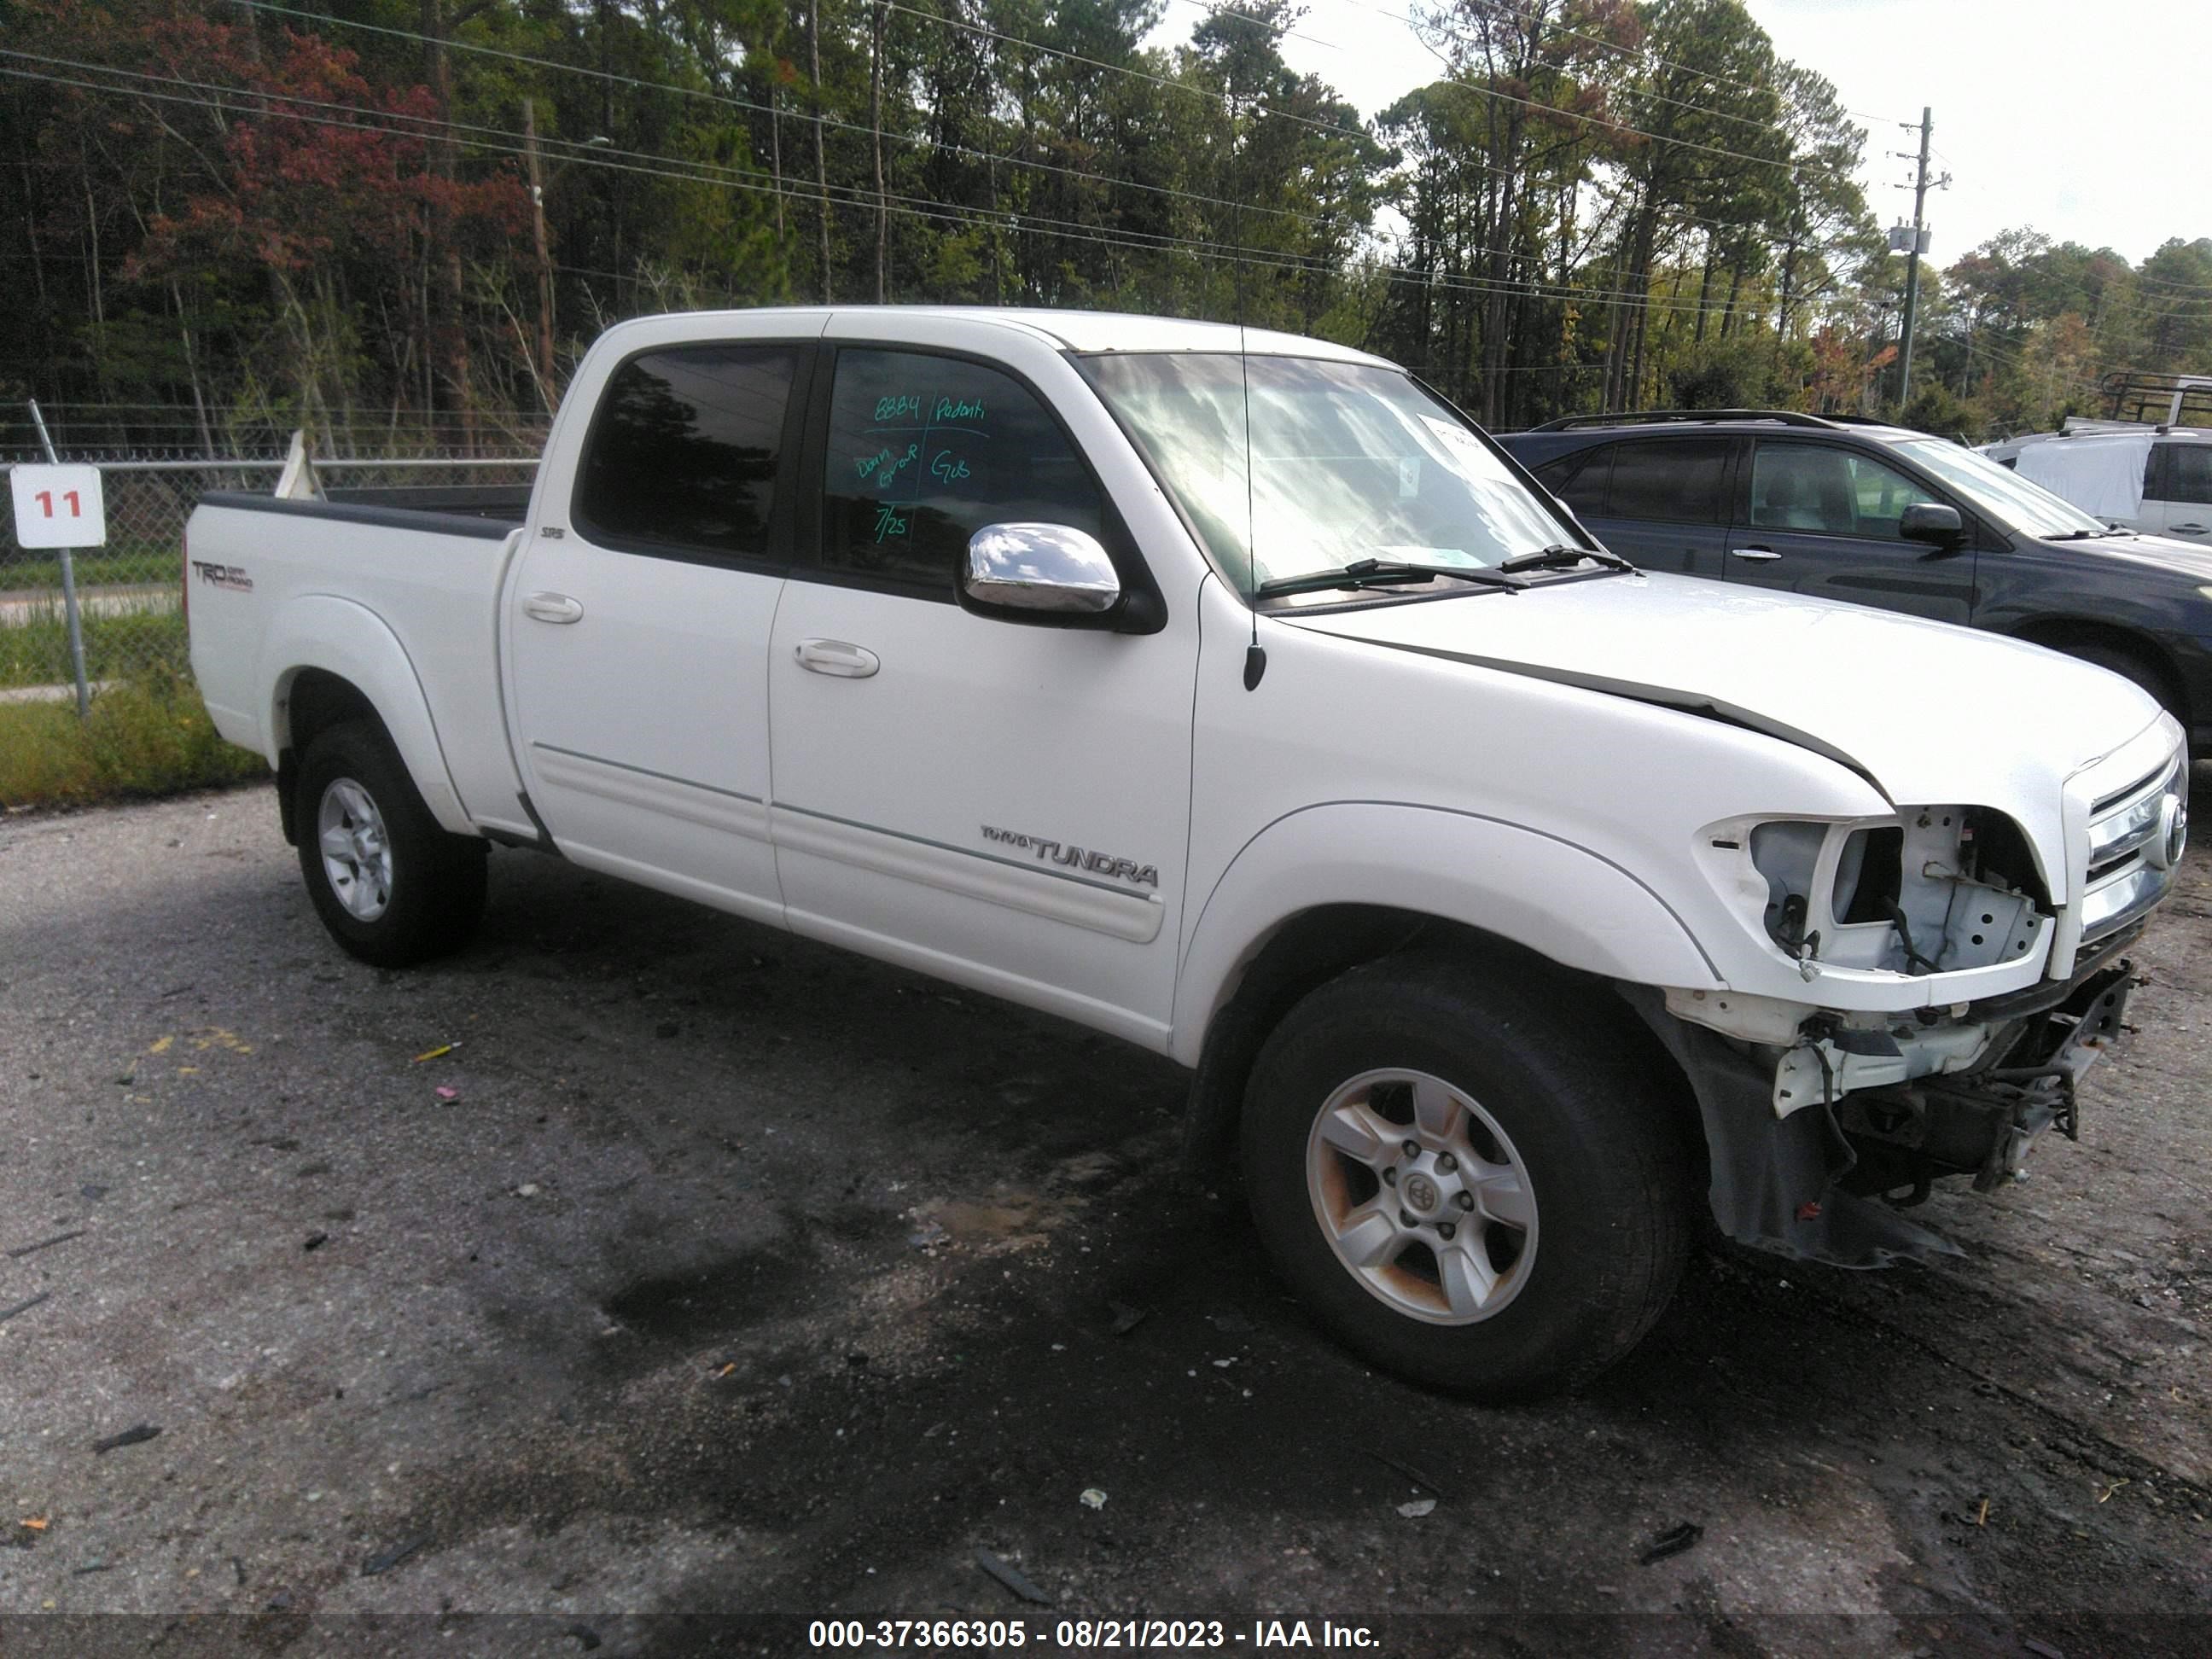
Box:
2078;759;2186;945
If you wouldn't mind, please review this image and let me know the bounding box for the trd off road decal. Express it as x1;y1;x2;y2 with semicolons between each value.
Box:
189;560;253;592
981;825;1158;888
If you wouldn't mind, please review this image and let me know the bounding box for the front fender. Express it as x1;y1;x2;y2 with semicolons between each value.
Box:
259;595;471;835
1168;801;1722;1066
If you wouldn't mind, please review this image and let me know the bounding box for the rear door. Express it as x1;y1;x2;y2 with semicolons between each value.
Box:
504;320;818;923
1544;436;1737;578
2145;442;2212;543
1722;439;1976;623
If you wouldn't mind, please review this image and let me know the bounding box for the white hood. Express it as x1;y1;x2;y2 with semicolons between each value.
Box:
1285;571;2168;809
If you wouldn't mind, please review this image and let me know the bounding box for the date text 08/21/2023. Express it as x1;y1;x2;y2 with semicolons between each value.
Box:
806;1617;1382;1650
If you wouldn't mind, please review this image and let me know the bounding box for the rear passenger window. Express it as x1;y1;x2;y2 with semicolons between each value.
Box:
574;345;797;559
1605;439;1730;523
818;348;1108;594
2164;445;2212;506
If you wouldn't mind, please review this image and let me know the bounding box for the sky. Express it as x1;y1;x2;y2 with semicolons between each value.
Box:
1150;0;2212;267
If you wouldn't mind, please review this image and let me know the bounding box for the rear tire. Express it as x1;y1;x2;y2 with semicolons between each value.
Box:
1240;953;1691;1400
295;720;486;968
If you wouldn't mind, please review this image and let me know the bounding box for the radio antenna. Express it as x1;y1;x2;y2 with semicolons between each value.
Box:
1233;83;1266;692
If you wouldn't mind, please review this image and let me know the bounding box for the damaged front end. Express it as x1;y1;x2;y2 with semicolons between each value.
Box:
1622;747;2181;1267
1621;949;2140;1266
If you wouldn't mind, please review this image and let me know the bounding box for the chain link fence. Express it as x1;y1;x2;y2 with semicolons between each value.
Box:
3;445;539;711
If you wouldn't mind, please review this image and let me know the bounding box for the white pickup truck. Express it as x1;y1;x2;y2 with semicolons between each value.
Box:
187;307;2187;1399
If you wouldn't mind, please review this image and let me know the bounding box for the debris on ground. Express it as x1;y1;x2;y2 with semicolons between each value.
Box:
566;1624;603;1651
515;1184;541;1199
1080;1487;1108;1510
90;1423;161;1455
1396;1499;1437;1519
1365;1450;1448;1500
303;1232;329;1252
434;1086;459;1102
0;1292;53;1325
974;1546;1053;1606
72;1561;113;1576
1638;1522;1704;1565
411;1044;458;1062
907;1218;949;1249
360;1534;429;1576
6;1228;87;1259
1107;1300;1149;1336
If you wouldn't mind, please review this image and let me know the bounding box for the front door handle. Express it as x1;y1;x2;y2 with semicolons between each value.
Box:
795;637;881;678
2174;522;2207;534
523;591;585;625
1730;546;1783;562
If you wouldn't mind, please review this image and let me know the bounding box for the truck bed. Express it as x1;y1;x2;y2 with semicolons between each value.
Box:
185;491;530;834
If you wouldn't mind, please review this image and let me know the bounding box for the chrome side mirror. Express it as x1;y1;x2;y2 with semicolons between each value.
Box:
960;522;1121;618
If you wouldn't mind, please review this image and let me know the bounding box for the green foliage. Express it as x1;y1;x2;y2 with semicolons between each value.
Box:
0;669;266;808
1896;381;1978;439
0;0;2203;450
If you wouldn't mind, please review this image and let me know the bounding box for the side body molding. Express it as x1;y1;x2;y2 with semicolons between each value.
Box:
1168;801;1723;1067
259;594;473;835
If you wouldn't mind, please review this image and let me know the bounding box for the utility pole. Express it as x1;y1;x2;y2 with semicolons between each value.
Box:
521;99;556;405
1891;107;1950;408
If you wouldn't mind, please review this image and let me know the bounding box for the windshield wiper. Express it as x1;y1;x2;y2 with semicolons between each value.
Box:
1256;558;1527;598
1496;543;1639;574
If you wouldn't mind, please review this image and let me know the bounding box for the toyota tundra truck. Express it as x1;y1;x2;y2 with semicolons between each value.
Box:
184;307;2188;1399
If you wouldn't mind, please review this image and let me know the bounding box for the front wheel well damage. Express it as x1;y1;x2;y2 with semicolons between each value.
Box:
1182;905;1703;1181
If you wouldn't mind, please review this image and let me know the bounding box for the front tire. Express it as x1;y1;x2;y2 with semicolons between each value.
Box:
1241;954;1691;1400
295;720;486;968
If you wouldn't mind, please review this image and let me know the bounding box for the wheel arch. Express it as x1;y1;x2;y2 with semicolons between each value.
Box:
1173;800;1720;1173
260;596;471;841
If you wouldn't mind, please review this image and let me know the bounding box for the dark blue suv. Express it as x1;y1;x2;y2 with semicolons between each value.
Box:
1496;410;2212;755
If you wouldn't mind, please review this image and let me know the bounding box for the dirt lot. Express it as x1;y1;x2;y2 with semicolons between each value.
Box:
1;784;2207;1656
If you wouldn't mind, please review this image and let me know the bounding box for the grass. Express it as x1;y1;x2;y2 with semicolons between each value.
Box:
0;546;178;591
0;606;188;690
0;668;268;809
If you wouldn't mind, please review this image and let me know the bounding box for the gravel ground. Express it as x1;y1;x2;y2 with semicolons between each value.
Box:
1;783;2207;1656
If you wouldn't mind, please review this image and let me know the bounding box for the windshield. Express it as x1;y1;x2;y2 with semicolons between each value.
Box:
1078;353;1575;597
1895;438;2110;539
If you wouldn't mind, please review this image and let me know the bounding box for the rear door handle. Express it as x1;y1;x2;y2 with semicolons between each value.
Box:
523;591;584;625
1730;547;1782;562
795;637;881;678
2174;522;2207;534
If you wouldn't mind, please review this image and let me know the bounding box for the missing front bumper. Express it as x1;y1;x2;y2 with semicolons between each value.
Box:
1838;960;2135;1196
1617;961;2139;1269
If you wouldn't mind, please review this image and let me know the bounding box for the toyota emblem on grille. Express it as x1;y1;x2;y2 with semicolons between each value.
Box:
2149;788;2189;872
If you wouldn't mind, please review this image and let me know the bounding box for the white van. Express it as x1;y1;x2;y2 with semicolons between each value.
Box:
1981;426;2212;544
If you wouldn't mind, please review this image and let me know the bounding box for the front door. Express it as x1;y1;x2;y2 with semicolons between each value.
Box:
506;326;817;924
765;336;1197;1046
1723;439;1976;623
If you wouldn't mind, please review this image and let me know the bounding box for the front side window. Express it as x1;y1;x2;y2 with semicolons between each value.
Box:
573;345;797;557
1537;447;1611;516
1749;442;1939;538
2162;443;2212;506
1604;439;1731;524
819;348;1108;592
1078;352;1571;594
